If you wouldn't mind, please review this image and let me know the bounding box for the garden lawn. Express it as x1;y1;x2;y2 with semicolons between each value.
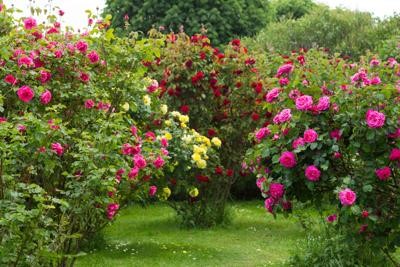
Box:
76;201;306;267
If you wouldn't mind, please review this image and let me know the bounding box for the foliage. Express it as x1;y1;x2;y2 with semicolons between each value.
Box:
247;5;400;58
103;0;272;46
271;0;315;20
245;47;400;263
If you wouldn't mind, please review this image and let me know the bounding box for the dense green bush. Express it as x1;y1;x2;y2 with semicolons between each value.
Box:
104;0;272;46
271;0;315;20
247;5;400;58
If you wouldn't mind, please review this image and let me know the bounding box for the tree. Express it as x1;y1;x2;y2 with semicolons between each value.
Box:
104;0;271;45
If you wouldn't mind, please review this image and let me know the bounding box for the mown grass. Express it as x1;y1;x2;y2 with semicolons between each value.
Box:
76;201;309;267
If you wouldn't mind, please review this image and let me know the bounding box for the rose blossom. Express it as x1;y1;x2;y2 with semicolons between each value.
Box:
4;74;17;85
389;148;400;161
17;85;34;102
365;109;385;128
39;70;51;84
305;165;321;182
276;63;294;77
153;156;165;169
149;185;157;196
87;50;100;63
295;95;313;111
264;197;275;213
292;137;305;149
24;17;37;30
303;129;318;143
85;99;95;109
133;154;147;169
273;109;292;124
256;177;266;190
326;214;337;223
106;203;119;220
128;167;139;179
51;142;64;156
316;96;330;111
265;88;280;103
40;90;52;104
269;183;285;199
75;40;88;53
339;188;356;206
255;127;271;141
375;167;391;181
279;151;297;168
330;129;342;141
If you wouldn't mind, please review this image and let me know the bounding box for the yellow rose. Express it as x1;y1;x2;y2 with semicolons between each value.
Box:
211;137;222;148
192;153;201;162
193;145;206;155
196;159;207;169
180;122;187;128
163;187;171;199
160;104;168;114
122;102;130;111
164;132;172;140
189;187;199;197
143;95;151;106
179;115;189;124
165;119;172;126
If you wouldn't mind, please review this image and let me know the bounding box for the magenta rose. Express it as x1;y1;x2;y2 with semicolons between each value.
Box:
375;167;391;181
17;85;34;103
40;90;52;105
255;127;271;141
305;165;321;181
389;148;400;161
266;88;280;103
365;109;385;128
338;188;356;206
295;95;313;111
279;151;297;168
303;129;318;143
269;183;285;199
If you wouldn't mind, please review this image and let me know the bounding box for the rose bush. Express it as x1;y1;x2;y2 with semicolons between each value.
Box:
146;33;266;225
245;48;400;262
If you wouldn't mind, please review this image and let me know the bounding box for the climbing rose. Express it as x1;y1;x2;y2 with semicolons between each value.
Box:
149;186;157;196
365;110;385;128
264;197;275;213
51;142;64;156
17;86;34;102
305;165;321;181
279;151;297;168
339;188;356;206
40;90;52;104
375;167;391;181
269;183;285;199
23;17;37;30
303;129;318;143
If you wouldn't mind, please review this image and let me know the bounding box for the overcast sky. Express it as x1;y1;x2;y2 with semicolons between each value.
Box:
3;0;400;30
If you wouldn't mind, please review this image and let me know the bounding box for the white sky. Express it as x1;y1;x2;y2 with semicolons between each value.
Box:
3;0;400;30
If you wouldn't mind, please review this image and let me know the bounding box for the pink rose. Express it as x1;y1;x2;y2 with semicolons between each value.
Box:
305;165;321;181
87;50;100;63
153;156;165;169
370;76;381;85
17;86;34;103
75;40;88;53
51;142;64;156
265;88;280;103
295;95;313;111
370;59;380;66
316;96;330;111
303;129;318;143
273;109;292;124
149;185;157;196
264;197;275;213
84;99;95;109
39;70;51;84
365;110;385;128
128;167;139;179
106;203;119;220
4;74;17;85
276;63;293;77
255;127;271;141
330;129;342;141
375;167;391;181
256;177;266;190
269;183;285;199
326;214;337;223
279;78;289;86
160;138;168;147
18;56;34;68
339;188;356;206
24;17;37;30
292;137;305;149
79;72;90;83
147;80;159;93
389;148;400;161
279;151;297;168
133;154;147;169
40;90;52;104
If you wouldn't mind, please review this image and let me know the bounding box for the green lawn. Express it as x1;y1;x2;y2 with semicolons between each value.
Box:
76;201;307;267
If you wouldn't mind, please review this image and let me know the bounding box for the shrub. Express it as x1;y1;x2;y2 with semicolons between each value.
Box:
245;48;400;262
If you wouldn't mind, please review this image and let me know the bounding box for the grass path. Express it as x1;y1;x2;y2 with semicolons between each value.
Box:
76;201;306;267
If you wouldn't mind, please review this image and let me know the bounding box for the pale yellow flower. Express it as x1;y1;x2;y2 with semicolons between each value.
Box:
143;95;151;106
160;104;168;114
211;137;222;148
189;188;199;197
196;159;207;169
